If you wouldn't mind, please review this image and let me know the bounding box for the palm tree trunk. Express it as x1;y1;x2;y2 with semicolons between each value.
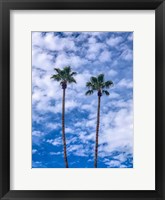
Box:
62;88;69;168
94;95;101;168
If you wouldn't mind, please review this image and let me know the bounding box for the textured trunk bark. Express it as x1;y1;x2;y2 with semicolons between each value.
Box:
62;88;68;168
94;95;101;168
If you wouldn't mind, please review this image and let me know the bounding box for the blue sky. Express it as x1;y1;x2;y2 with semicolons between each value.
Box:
32;32;133;168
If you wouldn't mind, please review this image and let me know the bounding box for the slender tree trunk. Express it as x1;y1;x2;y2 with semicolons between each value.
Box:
94;95;101;168
62;88;69;168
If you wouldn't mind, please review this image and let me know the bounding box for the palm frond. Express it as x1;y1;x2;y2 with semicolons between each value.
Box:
97;74;104;83
60;70;66;77
70;72;77;76
63;66;71;74
68;77;76;84
54;68;61;74
104;80;113;88
85;90;94;96
102;90;110;96
90;76;98;84
86;81;93;88
50;74;61;81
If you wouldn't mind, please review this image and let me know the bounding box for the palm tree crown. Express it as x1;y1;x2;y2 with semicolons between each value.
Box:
85;74;113;97
51;66;77;89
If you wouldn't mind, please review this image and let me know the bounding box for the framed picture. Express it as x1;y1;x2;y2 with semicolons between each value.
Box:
0;0;165;199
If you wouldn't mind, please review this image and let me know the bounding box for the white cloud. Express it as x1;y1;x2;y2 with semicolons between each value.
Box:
86;52;97;61
75;71;92;88
32;32;44;47
108;69;118;77
87;42;106;55
65;127;74;134
65;100;79;111
99;51;111;62
106;160;121;167
55;53;87;69
113;153;127;163
47;138;62;146
46;122;60;130
119;44;133;61
117;79;133;88
81;99;97;114
109;92;120;99
88;36;97;44
32;49;53;71
32;149;37;154
106;36;123;47
128;33;133;41
33;32;77;52
110;99;132;108
74;151;88;157
32;112;45;124
68;144;88;157
50;152;61;155
121;49;133;61
86;119;96;129
32;131;44;137
77;131;95;143
99;100;133;157
103;152;132;168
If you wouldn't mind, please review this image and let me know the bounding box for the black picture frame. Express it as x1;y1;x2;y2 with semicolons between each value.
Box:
0;0;165;199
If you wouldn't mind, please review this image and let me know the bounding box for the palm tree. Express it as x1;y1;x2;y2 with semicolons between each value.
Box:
51;66;77;168
85;74;113;168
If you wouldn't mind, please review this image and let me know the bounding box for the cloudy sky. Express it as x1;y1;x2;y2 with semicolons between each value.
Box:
32;32;133;168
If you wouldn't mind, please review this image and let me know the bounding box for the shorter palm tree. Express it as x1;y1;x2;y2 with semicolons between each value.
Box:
51;66;77;168
85;74;113;168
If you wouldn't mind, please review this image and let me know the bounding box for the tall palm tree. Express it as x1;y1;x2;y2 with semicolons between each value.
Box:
85;74;113;168
51;66;77;168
